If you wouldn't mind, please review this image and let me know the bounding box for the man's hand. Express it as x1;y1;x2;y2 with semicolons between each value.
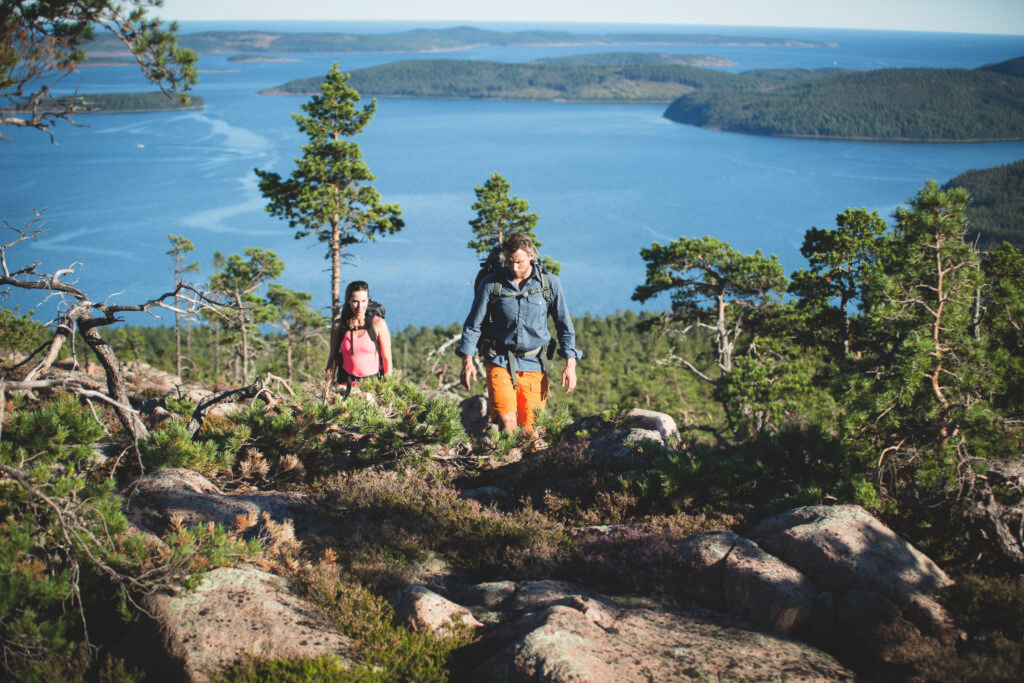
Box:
460;355;477;390
561;358;577;394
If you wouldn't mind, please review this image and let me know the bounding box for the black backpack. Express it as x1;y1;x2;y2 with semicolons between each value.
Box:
335;300;386;389
474;246;552;310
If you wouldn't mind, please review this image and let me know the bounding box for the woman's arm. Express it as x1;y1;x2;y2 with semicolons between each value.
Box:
375;316;393;375
326;318;342;371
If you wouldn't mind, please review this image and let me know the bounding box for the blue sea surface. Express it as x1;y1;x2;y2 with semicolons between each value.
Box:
2;24;1024;330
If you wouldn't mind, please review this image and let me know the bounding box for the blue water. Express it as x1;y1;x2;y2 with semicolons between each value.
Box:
3;24;1024;330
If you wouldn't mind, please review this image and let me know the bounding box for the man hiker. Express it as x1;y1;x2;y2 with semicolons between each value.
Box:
458;232;580;433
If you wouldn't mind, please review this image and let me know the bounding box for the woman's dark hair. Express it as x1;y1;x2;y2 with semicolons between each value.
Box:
341;281;369;326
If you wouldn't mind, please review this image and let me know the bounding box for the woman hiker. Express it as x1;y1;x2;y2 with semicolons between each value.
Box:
326;280;393;393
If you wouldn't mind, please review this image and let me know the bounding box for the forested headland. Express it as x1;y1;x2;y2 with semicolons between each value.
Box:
265;55;1024;142
663;59;1024;141
5;91;205;114
946;159;1024;251
264;58;842;103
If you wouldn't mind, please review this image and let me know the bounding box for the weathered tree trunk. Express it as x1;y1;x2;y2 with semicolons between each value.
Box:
331;213;342;321
67;304;148;441
966;460;1024;567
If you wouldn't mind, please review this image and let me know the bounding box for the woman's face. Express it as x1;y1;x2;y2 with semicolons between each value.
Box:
348;289;369;318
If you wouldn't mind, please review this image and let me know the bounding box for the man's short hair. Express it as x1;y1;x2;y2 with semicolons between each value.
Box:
502;232;535;256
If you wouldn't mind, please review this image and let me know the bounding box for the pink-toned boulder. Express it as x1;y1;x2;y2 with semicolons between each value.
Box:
747;505;952;603
748;505;956;670
117;566;357;682
125;468;311;537
390;585;483;635
458;582;854;682
676;532;817;635
722;535;818;635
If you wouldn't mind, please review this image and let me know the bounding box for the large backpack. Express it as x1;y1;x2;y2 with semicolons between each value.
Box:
472;246;556;385
335;300;386;391
474;245;552;312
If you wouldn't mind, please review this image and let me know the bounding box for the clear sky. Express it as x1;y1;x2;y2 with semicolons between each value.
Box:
156;0;1024;36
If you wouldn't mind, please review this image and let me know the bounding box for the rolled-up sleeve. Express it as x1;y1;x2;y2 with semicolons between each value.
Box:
456;276;492;358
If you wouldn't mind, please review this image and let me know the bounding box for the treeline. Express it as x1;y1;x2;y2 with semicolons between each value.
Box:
945;159;1024;251
85;26;833;57
25;309;713;424
266;59;830;103
664;63;1024;141
10;91;205;113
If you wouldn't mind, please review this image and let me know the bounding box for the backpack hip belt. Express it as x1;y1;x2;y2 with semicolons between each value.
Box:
501;340;558;390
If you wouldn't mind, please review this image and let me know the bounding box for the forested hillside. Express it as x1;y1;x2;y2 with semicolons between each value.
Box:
6;91;205;113
664;62;1024;141
265;59;833;103
978;55;1024;77
945;159;1024;251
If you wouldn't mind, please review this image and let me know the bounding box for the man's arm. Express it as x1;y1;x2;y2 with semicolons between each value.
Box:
456;276;494;374
561;357;577;394
548;275;582;361
460;354;477;389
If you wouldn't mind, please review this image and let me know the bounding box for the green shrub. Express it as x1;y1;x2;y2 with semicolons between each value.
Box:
339;376;467;466
163;520;263;591
919;572;1024;681
139;420;234;473
213;654;378;682
296;562;471;682
0;396;130;679
625;421;862;518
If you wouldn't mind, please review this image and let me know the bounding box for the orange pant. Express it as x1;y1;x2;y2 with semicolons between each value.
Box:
486;364;549;430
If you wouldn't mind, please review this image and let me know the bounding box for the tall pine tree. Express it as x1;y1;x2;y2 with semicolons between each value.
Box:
255;63;402;320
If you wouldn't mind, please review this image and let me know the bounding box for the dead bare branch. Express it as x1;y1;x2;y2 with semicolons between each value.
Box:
186;373;289;435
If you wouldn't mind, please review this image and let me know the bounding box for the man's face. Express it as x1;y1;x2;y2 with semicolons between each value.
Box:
507;248;534;280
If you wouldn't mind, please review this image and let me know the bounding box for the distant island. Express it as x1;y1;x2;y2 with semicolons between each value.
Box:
227;55;299;63
945;159;1024;251
5;92;205;114
84;26;835;56
663;58;1024;141
263;56;841;104
532;53;736;67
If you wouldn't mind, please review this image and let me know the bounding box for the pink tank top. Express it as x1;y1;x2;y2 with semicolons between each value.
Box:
340;328;381;378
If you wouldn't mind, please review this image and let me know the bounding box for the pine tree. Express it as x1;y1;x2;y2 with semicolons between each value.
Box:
208;249;284;384
167;234;200;379
255;64;403;320
467;172;561;274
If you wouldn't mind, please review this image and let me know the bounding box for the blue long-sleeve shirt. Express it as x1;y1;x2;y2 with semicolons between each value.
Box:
457;266;581;373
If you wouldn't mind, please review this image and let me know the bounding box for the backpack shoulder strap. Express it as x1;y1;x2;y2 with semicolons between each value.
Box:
537;261;552;306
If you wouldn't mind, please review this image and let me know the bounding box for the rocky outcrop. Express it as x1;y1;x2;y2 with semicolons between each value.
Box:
389;584;484;635
114;567;358;682
124;468;318;538
622;408;681;443
122;448;953;680
676;505;956;674
453;580;855;681
563;410;677;465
